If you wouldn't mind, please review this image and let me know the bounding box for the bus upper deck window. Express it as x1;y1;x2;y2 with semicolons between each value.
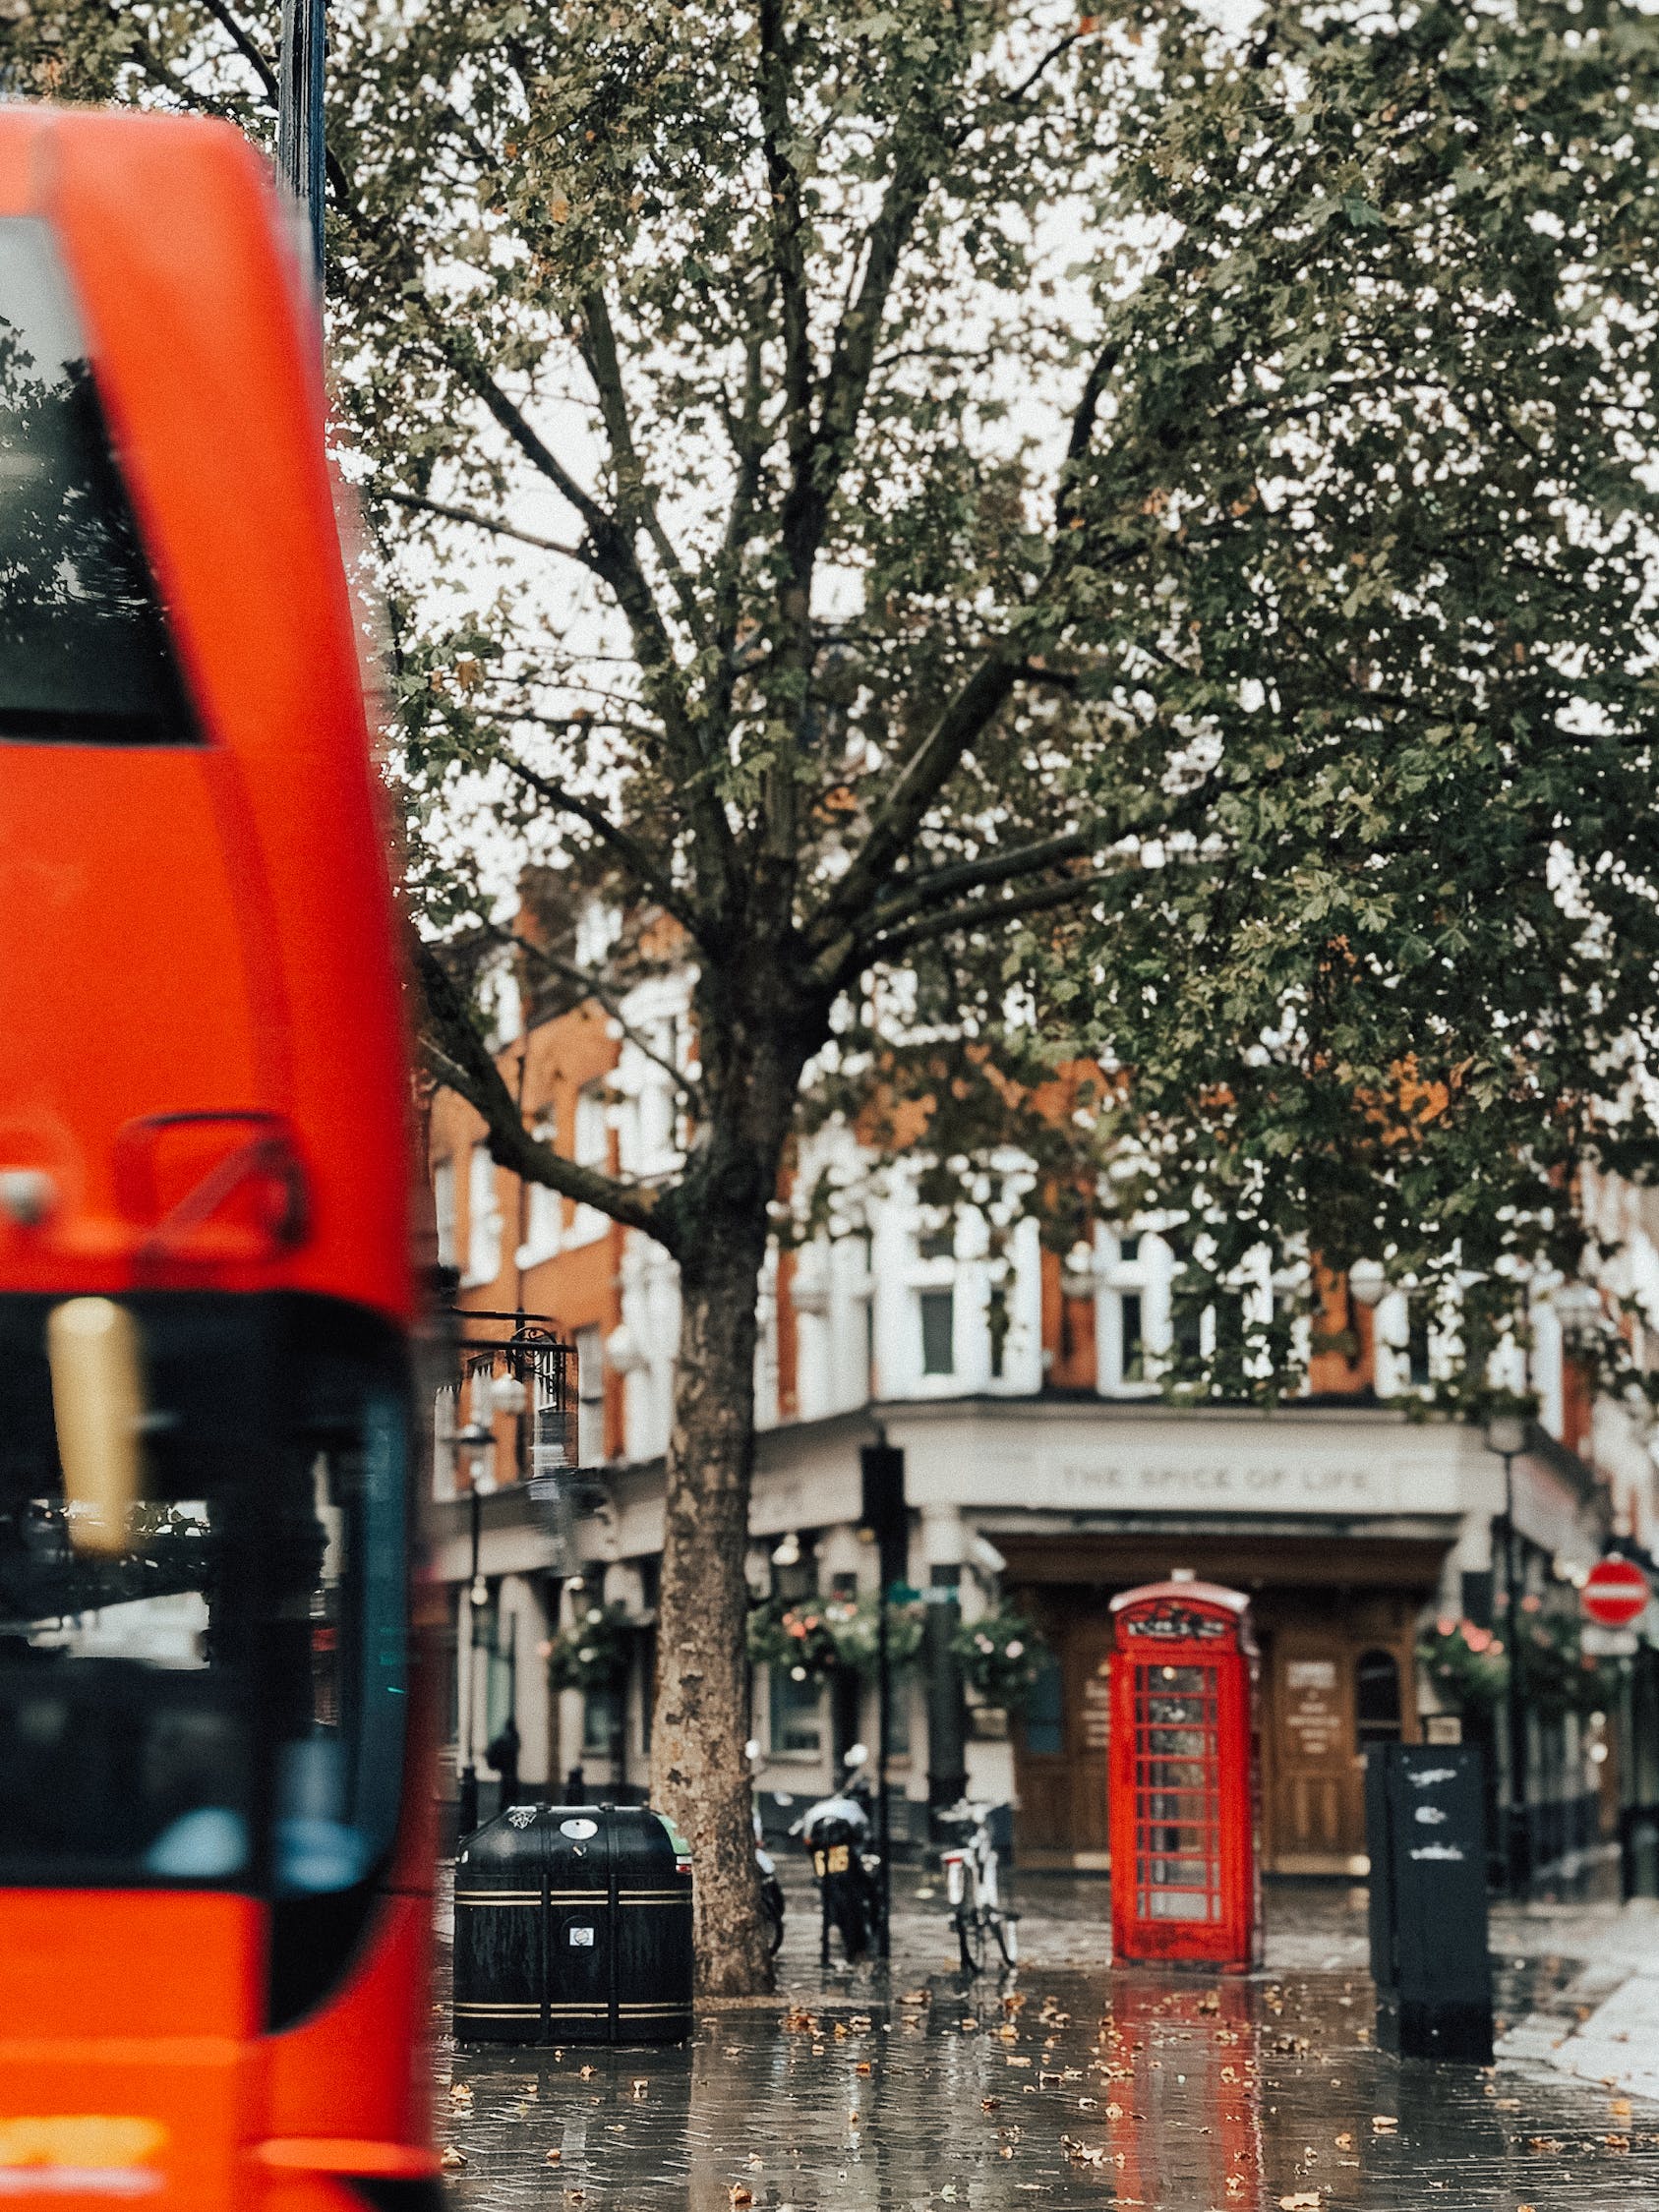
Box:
0;220;197;745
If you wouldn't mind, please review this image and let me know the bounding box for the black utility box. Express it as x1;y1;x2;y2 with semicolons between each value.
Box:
453;1802;693;2044
1365;1744;1493;2064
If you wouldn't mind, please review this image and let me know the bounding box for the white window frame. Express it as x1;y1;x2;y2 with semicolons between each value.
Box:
463;1141;502;1288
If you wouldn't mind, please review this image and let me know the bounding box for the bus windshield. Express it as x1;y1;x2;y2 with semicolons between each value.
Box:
0;1293;406;1893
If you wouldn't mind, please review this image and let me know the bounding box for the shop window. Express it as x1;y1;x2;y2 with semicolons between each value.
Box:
919;1288;955;1376
1355;1649;1402;1747
769;1667;824;1758
1023;1653;1064;1757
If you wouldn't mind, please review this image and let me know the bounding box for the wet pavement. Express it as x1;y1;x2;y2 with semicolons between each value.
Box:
437;1865;1659;2211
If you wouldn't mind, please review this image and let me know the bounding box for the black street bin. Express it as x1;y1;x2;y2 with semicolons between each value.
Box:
453;1802;693;2044
1365;1744;1493;2064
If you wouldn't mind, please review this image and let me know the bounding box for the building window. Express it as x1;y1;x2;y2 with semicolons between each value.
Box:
522;1115;561;1260
465;1142;502;1285
918;1227;954;1262
919;1288;955;1376
575;1324;606;1467
1120;1291;1145;1382
1405;1303;1432;1388
583;1681;623;1761
433;1157;456;1269
769;1666;824;1758
568;1085;610;1246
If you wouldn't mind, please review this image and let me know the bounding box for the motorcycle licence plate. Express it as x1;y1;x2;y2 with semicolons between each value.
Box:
827;1844;850;1874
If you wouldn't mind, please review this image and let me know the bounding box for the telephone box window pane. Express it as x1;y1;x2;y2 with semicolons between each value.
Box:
1133;1660;1222;1923
0;221;197;745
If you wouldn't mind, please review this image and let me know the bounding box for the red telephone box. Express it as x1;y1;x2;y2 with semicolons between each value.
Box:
1108;1580;1261;1967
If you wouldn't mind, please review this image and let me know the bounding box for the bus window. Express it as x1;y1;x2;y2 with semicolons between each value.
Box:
0;220;197;746
0;1295;406;1895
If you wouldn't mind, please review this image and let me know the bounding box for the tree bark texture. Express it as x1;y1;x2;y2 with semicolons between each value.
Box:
651;1222;774;1994
649;996;816;1996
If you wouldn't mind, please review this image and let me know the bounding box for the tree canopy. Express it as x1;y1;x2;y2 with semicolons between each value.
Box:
18;0;1659;1981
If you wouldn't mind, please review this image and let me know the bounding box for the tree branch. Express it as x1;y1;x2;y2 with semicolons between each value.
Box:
868;866;1123;962
578;287;710;646
502;933;703;1106
414;938;676;1251
804;655;1018;965
860;826;1101;939
496;752;702;940
372;484;597;567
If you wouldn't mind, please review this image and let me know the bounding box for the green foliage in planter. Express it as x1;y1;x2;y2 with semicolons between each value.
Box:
951;1605;1047;1713
546;1601;632;1691
1511;1602;1623;1722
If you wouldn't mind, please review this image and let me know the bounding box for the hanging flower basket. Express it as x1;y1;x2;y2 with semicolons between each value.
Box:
746;1594;841;1681
1417;1618;1508;1715
545;1601;631;1691
817;1590;923;1680
746;1591;923;1681
951;1604;1047;1713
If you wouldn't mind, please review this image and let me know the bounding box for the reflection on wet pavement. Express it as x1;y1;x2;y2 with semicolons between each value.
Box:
438;1873;1659;2211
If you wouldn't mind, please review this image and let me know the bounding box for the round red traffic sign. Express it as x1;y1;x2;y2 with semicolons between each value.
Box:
1582;1556;1650;1628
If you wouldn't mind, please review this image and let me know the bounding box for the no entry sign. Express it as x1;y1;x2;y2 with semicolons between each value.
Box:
1582;1556;1650;1629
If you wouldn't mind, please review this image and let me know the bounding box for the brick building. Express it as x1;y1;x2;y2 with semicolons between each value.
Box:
427;947;1656;1880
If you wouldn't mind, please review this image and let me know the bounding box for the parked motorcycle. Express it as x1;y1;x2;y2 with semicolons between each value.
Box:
794;1743;882;1963
746;1739;786;1958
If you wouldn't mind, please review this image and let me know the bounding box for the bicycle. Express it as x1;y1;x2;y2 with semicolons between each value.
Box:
939;1800;1019;1973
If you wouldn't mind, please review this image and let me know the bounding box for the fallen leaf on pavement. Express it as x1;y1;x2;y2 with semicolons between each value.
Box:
729;2188;752;2208
1279;2194;1321;2209
439;2149;465;2171
545;2149;562;2165
1370;2116;1397;2132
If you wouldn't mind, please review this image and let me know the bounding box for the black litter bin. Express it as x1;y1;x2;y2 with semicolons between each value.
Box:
453;1802;693;2044
1365;1744;1493;2064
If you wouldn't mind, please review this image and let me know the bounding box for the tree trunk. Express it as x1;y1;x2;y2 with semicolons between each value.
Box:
651;1210;775;1996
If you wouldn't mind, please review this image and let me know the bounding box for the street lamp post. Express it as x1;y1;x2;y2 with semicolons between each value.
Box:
276;0;327;284
452;1424;495;1837
1485;1411;1529;1895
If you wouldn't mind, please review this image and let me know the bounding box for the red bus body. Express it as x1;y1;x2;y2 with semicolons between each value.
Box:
0;107;436;2211
1108;1581;1261;1969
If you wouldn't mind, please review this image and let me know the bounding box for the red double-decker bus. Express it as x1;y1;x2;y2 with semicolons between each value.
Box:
0;106;438;2209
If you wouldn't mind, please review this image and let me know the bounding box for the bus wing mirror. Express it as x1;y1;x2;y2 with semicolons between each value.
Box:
47;1297;146;1555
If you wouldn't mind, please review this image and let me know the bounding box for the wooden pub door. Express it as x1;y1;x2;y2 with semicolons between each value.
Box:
1014;1611;1113;1868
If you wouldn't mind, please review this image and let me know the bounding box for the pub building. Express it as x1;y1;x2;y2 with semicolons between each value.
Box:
429;969;1654;1884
